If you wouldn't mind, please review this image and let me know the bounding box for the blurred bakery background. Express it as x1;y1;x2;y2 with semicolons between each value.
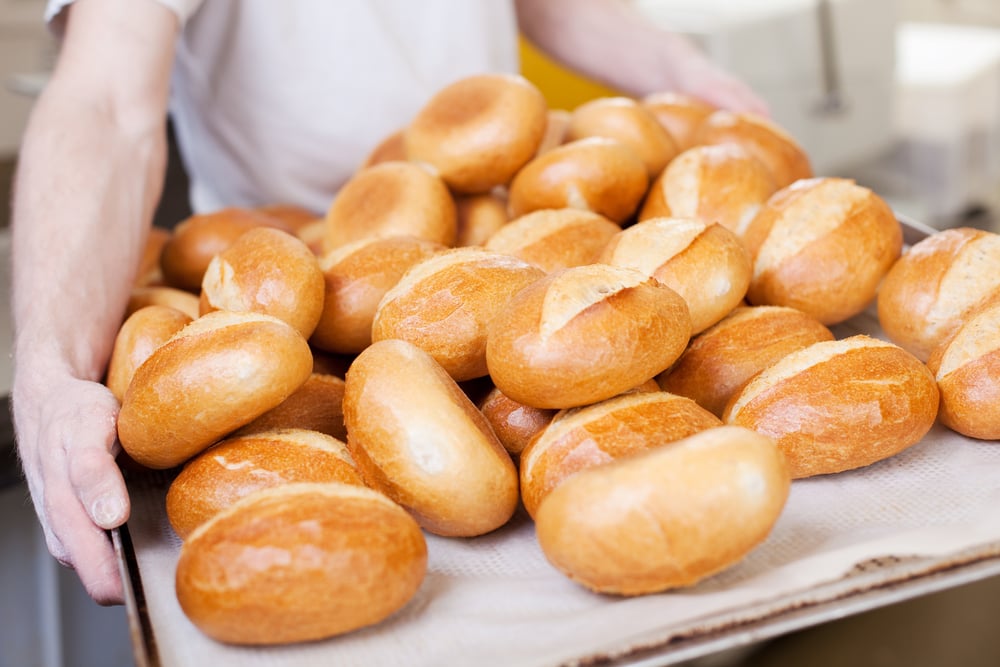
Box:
2;0;1000;666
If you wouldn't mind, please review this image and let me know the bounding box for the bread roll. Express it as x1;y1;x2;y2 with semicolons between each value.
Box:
660;306;835;417
361;128;407;168
454;190;510;247
478;387;557;458
176;482;426;645
233;373;347;441
694;110;812;188
106;305;193;403
255;204;319;232
566;97;680;178
404;73;548;193
126;286;201;320
535;426;789;595
294;219;326;256
520;391;721;518
926;300;1000;439
200;227;325;339
536;109;571;155
323;161;457;252
639;144;778;238
508;137;648;224
166;429;364;539
724;335;939;478
600;217;751;333
640;92;716;151
160;207;289;291
343;339;519;536
372;248;545;381
135;226;171;287
484;208;620;272
486;264;691;409
743;177;902;325
877;227;1000;362
117;312;313;469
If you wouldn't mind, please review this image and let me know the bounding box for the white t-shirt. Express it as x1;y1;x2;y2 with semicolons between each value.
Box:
46;0;520;214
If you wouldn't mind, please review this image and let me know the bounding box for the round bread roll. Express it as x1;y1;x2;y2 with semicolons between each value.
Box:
310;236;444;354
520;390;721;518
640;92;716;151
535;426;789;595
166;429;364;539
126;286;201;320
724;335;939;478
484;208;620;272
455;190;510;247
117;312;313;469
361;127;407;169
486;264;692;409
322;161;457;252
639;144;778;238
176;482;427;645
200;227;325;339
372;248;545;381
404;73;548;193
160;207;289;291
565;96;680;178
926;300;1000;439
877;227;1000;362
508;137;649;224
536;108;571;155
233;373;347;441
294;219;326;256
599;217;751;333
660;306;835;417
255;203;319;232
106;305;193;403
135;226;171;287
343;339;519;536
694;110;812;188
743;177;903;325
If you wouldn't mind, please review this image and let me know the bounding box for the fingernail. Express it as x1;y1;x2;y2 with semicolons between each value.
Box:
92;495;126;528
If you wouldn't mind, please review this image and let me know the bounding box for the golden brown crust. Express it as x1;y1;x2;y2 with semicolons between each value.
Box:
126;286;201;320
478;387;556;458
520;391;721;518
106;305;193;403
405;73;548;193
343;339;519;536
640;92;716;150
454;190;510;247
535;426;789;595
233;373;347;441
724;336;939;478
485;264;692;409
255;204;320;232
117;312;314;469
535;109;572;156
694;110;812;188
175;482;427;645
484;208;621;272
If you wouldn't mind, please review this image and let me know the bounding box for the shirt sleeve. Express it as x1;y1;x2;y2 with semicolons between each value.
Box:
45;0;207;37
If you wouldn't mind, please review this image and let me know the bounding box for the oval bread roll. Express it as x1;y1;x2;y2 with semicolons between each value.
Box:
343;339;519;537
486;264;692;409
640;92;716;150
372;248;545;381
926;300;1000;439
484;208;621;273
478;387;556;458
743;177;902;325
233;373;347;441
454;190;510;247
520;390;721;518
175;482;427;645
660;306;835;417
106;305;193;403
166;429;364;539
877;227;1000;362
724;335;939;478
255;203;319;232
535;426;789;595
694;110;812;188
405;73;548;193
117;312;314;469
126;286;201;320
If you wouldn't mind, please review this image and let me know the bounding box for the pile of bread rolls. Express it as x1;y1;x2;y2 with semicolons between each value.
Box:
108;72;999;647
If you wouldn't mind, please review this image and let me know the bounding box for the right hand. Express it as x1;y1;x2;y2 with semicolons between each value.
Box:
12;371;130;605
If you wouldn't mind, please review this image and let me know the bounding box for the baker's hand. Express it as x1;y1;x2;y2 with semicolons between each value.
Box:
12;372;129;605
667;37;771;117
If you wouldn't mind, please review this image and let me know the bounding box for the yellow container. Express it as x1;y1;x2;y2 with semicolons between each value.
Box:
519;37;621;111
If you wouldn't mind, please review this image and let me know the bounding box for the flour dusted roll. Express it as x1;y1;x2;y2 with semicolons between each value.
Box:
640;92;716;150
877;227;1000;362
176;482;427;645
743;177;902;325
117;312;314;469
694;110;812;188
520;391;721;518
508;137;649;224
343;339;519;536
486;264;691;409
454;190;510;247
724;335;939;478
106;305;193;403
405;73;548;193
126;286;202;320
660;306;835;417
639;144;778;238
323;161;457;252
927;301;1000;440
233;373;347;441
535;426;789;595
599;217;751;333
484;208;621;273
372;247;545;381
166;429;364;539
